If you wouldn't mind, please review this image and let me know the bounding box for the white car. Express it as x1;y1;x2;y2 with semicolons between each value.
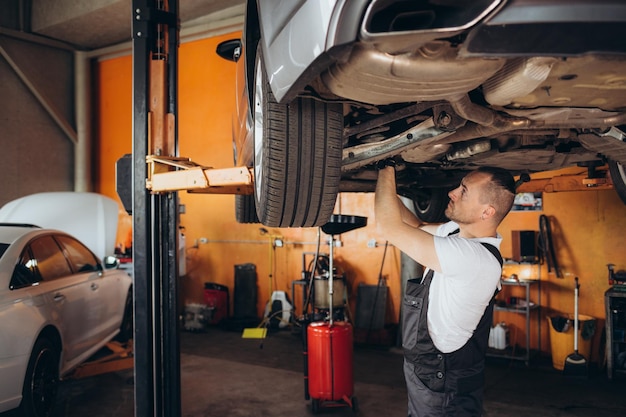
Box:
0;196;132;417
219;0;626;227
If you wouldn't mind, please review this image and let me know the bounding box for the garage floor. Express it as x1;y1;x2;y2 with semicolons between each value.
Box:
3;326;625;417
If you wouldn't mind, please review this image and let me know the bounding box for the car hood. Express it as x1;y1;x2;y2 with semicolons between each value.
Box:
0;192;119;259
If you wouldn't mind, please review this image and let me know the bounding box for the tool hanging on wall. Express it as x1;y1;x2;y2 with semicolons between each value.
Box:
538;214;563;278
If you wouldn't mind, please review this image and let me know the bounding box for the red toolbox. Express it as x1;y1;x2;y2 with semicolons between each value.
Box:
203;283;229;325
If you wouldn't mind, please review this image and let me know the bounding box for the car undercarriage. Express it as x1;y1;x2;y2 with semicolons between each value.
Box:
227;0;626;227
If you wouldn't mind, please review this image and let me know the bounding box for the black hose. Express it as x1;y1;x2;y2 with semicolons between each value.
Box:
302;228;323;315
366;241;389;343
538;214;563;278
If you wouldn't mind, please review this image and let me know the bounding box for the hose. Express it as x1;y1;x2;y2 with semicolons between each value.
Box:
538;214;563;278
365;240;389;343
302;228;323;316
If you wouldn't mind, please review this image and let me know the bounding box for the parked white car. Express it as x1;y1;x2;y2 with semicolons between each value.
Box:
0;194;132;417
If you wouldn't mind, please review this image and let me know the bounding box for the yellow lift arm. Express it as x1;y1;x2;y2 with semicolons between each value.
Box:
517;167;614;194
146;155;254;195
68;341;134;379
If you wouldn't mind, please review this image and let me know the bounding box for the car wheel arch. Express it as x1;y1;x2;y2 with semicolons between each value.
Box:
36;326;62;366
114;287;134;343
244;0;261;107
10;325;61;406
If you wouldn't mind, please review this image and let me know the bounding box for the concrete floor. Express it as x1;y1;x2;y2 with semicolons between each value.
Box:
3;326;626;417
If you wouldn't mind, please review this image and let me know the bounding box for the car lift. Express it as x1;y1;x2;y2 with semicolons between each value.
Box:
146;156;253;195
129;2;252;417
517;164;615;194
68;340;135;380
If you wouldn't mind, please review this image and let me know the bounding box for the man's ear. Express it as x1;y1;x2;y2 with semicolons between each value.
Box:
483;205;496;220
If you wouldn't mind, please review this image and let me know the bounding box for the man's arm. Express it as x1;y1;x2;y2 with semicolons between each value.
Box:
397;196;421;227
375;167;442;272
397;196;441;235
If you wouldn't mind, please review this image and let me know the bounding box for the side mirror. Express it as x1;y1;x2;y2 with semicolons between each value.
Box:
216;39;242;62
104;255;121;270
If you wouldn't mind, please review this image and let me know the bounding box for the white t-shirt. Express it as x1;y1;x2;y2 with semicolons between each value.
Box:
427;221;503;353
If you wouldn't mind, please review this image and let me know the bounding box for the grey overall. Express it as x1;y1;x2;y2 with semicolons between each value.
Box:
402;242;502;417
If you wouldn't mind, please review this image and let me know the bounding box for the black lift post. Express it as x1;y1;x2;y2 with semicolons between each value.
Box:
131;1;181;416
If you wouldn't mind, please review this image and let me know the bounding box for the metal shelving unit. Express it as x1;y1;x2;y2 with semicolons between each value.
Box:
488;276;541;366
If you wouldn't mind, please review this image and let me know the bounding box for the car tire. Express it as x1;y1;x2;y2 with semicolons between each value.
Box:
115;288;134;343
412;188;450;223
20;336;60;417
235;194;259;223
253;45;343;227
609;160;626;205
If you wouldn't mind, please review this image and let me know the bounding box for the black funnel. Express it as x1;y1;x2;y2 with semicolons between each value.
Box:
321;214;368;235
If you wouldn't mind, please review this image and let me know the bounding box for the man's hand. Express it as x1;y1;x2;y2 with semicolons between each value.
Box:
376;158;397;170
375;164;441;272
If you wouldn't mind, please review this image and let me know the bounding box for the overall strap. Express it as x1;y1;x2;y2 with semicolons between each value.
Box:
480;241;503;267
449;226;503;267
479;241;503;297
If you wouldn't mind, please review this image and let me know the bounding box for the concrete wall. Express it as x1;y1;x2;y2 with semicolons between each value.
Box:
0;33;76;205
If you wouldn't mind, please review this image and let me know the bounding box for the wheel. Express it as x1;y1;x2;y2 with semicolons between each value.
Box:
351;396;359;413
412;187;450;223
20;337;60;417
311;398;320;414
235;194;259;223
115;288;133;343
609;160;626;205
253;44;343;227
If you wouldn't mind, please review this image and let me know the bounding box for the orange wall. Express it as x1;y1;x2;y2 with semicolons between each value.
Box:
494;179;626;363
96;32;626;364
95;53;133;251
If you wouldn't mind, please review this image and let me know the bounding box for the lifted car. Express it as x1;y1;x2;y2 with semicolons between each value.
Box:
218;0;626;227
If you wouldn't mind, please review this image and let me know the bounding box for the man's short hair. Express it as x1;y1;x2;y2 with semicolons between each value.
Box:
477;167;516;194
476;167;516;220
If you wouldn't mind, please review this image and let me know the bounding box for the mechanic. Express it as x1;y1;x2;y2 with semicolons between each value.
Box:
375;164;516;417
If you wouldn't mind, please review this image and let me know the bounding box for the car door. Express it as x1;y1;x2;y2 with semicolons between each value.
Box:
55;235;123;343
24;235;97;363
